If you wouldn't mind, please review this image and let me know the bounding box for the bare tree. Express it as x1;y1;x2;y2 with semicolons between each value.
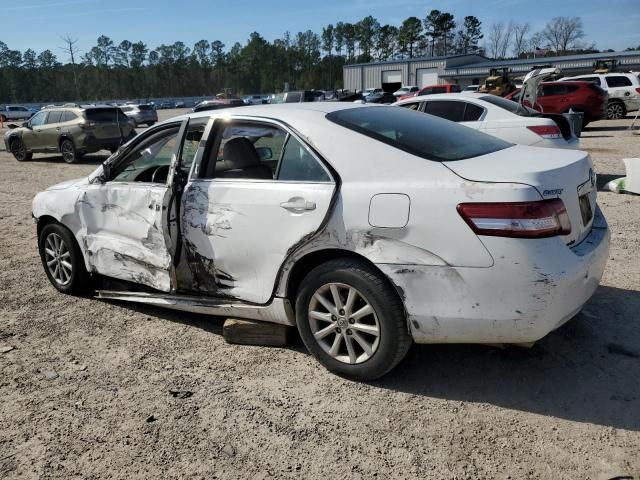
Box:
488;22;514;59
512;23;530;57
59;34;80;98
541;16;585;54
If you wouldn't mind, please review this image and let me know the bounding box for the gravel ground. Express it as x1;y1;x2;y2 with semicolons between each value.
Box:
1;111;639;479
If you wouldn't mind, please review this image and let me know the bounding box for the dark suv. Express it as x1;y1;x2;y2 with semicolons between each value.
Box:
3;106;136;163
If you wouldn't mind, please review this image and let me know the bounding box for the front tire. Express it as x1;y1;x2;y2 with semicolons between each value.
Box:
38;223;89;295
295;259;411;380
60;138;79;163
10;138;33;162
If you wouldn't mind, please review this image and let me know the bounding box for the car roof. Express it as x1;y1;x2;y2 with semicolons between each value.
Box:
396;92;486;103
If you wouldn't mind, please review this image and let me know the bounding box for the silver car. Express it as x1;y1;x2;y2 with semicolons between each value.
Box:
119;104;158;127
0;105;34;122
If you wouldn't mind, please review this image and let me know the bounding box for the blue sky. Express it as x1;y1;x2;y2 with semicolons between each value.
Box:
1;0;639;57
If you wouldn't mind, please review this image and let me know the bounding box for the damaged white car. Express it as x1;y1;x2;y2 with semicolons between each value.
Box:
33;103;610;380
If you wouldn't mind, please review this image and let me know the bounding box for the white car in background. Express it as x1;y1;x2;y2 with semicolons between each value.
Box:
559;73;640;119
32;103;608;380
463;85;480;92
393;85;419;97
395;93;579;149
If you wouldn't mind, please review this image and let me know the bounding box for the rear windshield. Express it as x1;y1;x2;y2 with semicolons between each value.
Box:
138;104;153;111
479;95;537;116
85;108;128;123
326;106;510;162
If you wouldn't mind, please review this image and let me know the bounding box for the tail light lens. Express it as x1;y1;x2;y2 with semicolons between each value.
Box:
635;87;640;94
80;121;96;130
527;125;562;139
457;199;572;238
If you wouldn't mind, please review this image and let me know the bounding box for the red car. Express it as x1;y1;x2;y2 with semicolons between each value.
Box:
398;84;461;101
505;81;608;127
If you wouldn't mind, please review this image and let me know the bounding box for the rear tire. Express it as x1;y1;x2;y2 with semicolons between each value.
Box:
10;138;32;162
295;258;411;380
38;223;89;295
60;138;79;163
607;101;626;120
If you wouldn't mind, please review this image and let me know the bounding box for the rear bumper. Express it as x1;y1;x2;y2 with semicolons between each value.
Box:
79;135;124;153
379;207;610;344
533;137;580;149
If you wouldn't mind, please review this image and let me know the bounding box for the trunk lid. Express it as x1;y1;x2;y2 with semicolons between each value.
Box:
445;145;597;246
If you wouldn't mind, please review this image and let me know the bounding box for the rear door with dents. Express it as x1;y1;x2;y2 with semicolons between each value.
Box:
180;117;336;303
79;121;187;291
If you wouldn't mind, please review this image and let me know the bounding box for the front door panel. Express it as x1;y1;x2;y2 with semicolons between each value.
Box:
80;183;173;291
181;180;335;303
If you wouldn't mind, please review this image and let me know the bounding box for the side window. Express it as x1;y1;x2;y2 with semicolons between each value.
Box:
432;86;447;94
277;136;330;182
206;122;286;180
30;112;47;126
399;102;422;111
424;100;466;122
46;111;63;124
421;88;433;95
462;102;485;122
579;77;601;86
110;127;180;183
542;84;567;96
62;111;78;122
606;76;632;88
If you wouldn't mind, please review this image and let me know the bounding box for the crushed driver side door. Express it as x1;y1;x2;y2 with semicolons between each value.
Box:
79;121;188;291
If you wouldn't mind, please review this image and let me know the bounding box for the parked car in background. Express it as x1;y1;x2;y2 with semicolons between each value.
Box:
271;91;318;103
0;105;35;121
395;93;579;149
362;88;384;98
31;102;608;380
463;85;480;92
192;98;246;112
393;86;419;97
119;104;158;127
506;81;608;127
174;101;186;108
158;101;174;109
363;91;397;104
559;73;640;119
4;105;135;163
243;95;267;105
398;83;461;100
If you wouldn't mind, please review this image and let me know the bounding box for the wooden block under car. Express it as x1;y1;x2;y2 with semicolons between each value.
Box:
223;318;290;347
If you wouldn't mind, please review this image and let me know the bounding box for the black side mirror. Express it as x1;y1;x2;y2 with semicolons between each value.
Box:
22;121;31;128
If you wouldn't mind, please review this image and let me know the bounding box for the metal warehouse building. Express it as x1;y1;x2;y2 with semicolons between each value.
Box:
343;50;640;92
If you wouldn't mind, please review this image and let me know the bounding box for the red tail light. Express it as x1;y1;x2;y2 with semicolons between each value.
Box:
527;125;562;139
636;87;640;94
80;121;96;130
457;199;572;238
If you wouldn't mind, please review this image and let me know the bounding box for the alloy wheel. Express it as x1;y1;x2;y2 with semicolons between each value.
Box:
61;141;75;163
11;140;26;161
43;232;72;286
607;103;625;119
308;282;380;365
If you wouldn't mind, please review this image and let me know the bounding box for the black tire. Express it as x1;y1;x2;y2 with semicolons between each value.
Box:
295;258;411;380
38;222;90;295
9;138;33;162
607;101;626;120
60;138;79;163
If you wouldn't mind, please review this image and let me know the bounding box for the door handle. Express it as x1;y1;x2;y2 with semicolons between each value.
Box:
280;197;316;212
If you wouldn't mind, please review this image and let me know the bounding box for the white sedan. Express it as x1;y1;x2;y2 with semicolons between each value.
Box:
32;103;609;380
395;93;579;149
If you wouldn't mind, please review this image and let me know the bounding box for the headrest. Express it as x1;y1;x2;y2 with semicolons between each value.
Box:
222;137;260;170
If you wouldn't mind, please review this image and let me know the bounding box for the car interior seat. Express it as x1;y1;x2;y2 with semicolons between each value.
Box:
216;137;273;179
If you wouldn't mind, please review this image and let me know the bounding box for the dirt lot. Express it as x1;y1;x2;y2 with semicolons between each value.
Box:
1;110;639;479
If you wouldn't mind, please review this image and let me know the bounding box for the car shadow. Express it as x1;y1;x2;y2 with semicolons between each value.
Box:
583;125;632;132
597;173;624;191
98;285;640;430
28;153;110;165
373;285;640;431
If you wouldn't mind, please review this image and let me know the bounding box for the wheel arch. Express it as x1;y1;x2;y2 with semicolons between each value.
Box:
58;134;75;150
282;248;407;316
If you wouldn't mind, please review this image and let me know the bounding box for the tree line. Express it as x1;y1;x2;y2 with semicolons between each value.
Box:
0;12;633;104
